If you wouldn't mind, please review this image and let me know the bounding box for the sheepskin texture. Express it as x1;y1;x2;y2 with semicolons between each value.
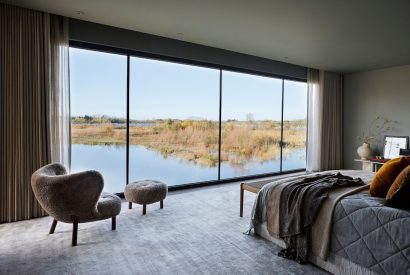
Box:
125;180;167;205
31;163;121;223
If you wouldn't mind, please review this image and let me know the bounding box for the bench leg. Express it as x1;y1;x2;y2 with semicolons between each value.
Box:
240;183;244;217
128;202;132;209
160;200;163;209
142;204;146;215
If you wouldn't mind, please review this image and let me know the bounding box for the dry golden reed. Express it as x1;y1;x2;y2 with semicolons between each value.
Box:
72;120;306;166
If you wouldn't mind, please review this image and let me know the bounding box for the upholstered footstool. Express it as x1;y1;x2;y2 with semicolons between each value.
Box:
124;180;168;215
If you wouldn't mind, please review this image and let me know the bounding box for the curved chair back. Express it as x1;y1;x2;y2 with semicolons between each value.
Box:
31;163;104;223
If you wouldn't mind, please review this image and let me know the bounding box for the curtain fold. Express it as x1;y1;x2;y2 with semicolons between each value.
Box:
306;69;343;172
49;15;70;168
0;4;70;223
306;69;321;172
320;71;343;171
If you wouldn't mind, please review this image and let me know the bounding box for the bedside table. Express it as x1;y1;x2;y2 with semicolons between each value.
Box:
354;159;384;172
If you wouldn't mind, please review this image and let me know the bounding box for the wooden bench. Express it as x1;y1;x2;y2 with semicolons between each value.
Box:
239;178;275;217
239;173;305;217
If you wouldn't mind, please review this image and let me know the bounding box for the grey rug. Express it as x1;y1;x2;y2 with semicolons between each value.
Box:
0;182;327;275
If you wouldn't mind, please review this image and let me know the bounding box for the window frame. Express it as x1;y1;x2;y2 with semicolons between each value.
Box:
69;40;307;193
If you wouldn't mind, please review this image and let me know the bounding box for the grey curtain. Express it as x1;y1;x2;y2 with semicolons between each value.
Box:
0;4;69;223
320;71;343;170
307;69;343;172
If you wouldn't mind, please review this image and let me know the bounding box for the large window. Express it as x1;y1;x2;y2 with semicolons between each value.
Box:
69;48;127;193
282;80;307;170
69;46;307;192
221;71;282;178
129;57;220;185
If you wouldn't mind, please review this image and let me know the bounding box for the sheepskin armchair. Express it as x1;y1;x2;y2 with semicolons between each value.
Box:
31;163;122;246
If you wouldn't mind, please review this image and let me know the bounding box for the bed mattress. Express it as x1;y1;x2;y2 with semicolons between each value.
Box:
252;170;410;275
330;191;410;275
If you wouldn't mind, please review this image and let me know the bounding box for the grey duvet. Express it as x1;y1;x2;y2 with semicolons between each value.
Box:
250;170;410;275
331;191;410;275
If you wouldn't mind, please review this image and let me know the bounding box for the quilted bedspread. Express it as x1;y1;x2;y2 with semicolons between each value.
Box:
330;191;410;275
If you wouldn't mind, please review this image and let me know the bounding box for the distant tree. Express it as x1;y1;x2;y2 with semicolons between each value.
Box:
166;119;173;128
246;113;254;122
84;115;93;123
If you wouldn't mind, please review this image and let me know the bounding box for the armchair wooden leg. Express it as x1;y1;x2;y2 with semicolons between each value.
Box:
49;219;58;234
160;200;164;209
240;183;244;217
128;202;132;209
72;217;78;247
142;204;146;215
112;216;116;230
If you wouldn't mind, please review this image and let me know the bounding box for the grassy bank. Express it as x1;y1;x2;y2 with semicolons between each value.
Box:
72;119;306;167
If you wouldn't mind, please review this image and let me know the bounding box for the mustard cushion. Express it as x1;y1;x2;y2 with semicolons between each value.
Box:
385;165;410;208
369;157;410;197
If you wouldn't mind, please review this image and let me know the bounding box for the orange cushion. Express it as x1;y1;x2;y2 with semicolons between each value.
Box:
386;165;410;200
385;165;410;208
369;157;410;197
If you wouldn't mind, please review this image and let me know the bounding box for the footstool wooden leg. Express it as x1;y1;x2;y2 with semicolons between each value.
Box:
128;202;132;209
160;200;164;209
112;216;116;230
72;216;78;247
142;204;146;215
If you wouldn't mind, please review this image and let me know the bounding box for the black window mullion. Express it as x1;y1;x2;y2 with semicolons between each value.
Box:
218;70;223;181
126;55;130;186
280;79;284;173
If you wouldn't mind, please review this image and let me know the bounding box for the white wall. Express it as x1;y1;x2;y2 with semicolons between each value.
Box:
344;64;410;169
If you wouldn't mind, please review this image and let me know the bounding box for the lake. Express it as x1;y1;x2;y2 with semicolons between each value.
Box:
71;144;305;194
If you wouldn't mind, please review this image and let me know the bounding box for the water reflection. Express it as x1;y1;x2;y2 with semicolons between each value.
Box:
71;144;305;193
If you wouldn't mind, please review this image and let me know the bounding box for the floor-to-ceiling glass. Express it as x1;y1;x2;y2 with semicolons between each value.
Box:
69;48;127;193
282;80;308;170
220;71;283;178
129;57;220;186
69;46;308;190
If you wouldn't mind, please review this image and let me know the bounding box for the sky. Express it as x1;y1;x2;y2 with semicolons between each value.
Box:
69;48;307;121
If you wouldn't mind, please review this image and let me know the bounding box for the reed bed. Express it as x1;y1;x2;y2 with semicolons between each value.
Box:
72;119;306;167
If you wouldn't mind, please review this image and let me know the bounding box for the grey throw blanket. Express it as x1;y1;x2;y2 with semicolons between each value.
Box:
278;172;364;263
246;174;309;235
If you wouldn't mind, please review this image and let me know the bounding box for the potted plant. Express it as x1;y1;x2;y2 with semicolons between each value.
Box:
357;117;392;160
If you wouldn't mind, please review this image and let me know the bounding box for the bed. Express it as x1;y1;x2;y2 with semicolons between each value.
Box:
250;170;410;275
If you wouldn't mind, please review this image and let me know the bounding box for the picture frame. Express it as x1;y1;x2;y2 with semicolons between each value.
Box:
383;135;409;159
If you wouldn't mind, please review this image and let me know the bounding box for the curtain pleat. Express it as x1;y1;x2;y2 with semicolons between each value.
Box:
306;69;343;172
320;72;343;171
0;4;68;223
306;69;321;172
49;15;70;168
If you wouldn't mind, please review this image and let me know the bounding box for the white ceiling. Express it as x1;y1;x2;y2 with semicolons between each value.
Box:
3;0;410;73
